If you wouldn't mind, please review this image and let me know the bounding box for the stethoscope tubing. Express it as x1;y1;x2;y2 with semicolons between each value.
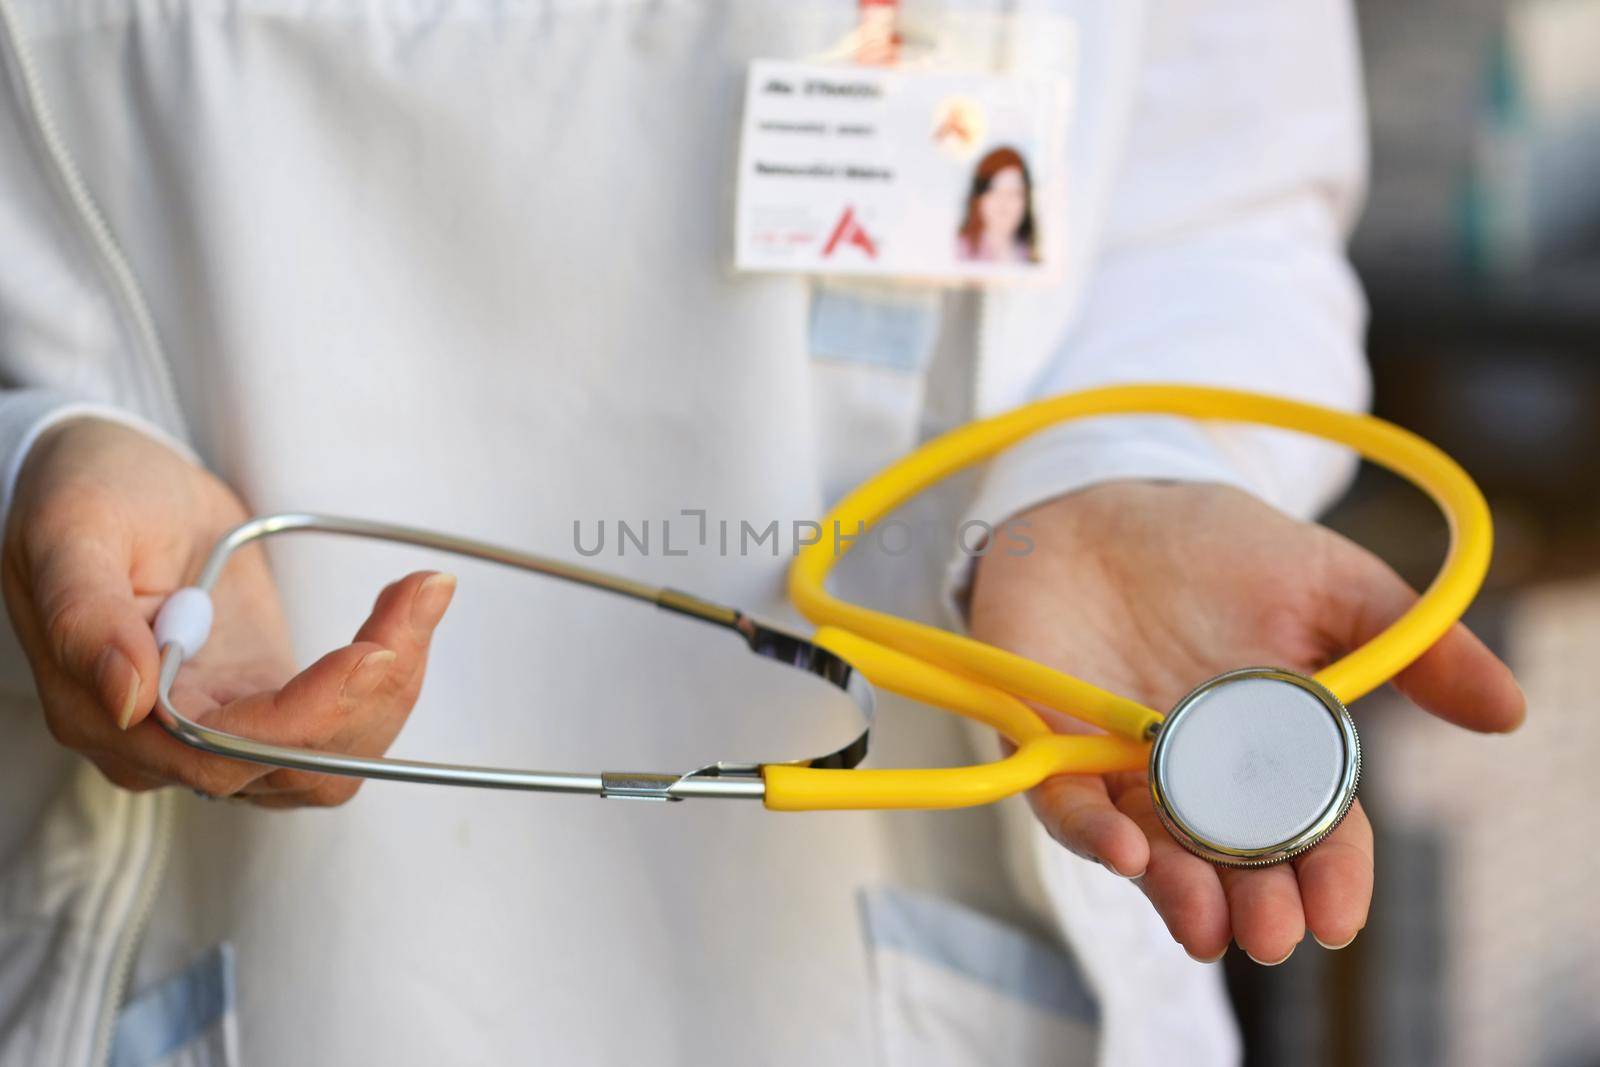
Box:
790;383;1491;735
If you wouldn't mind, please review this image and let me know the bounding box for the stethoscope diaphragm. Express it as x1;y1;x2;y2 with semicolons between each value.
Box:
1149;667;1361;867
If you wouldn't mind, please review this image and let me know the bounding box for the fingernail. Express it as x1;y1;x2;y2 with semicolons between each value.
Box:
1504;681;1529;732
1187;947;1227;964
341;649;396;701
96;647;142;730
411;573;457;633
1313;932;1359;951
1247;946;1296;967
1096;858;1144;880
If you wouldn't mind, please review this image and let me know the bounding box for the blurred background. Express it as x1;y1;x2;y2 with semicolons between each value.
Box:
1223;1;1600;1063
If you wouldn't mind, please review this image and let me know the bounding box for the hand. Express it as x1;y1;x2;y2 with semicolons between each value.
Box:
2;418;455;807
969;481;1524;964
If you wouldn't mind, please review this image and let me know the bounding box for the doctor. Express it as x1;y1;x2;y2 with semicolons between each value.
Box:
0;0;1522;1065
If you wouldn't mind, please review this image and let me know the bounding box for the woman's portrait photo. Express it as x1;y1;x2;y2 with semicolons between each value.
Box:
955;145;1038;265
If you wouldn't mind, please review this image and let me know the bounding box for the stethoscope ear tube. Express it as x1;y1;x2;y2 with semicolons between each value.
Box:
151;514;874;800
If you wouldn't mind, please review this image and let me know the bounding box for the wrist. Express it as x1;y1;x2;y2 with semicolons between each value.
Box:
979;479;1191;564
5;405;199;522
5;413;216;556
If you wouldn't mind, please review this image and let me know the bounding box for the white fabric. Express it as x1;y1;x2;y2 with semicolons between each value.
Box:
1020;813;1244;1067
0;766;171;1067
0;1;1368;1064
859;887;1099;1067
869;950;1093;1067
967;0;1370;529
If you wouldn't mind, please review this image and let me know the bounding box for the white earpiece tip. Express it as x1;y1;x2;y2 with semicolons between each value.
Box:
153;587;214;660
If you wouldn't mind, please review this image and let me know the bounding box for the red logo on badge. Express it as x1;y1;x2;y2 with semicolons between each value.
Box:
822;207;878;259
933;111;972;146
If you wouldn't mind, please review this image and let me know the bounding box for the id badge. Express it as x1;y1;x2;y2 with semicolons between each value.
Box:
734;59;1071;284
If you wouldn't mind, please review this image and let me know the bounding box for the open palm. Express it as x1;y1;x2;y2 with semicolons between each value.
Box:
969;481;1524;964
4;418;454;808
162;525;451;808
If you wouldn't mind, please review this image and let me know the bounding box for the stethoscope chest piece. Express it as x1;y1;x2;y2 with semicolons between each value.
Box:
1149;667;1361;867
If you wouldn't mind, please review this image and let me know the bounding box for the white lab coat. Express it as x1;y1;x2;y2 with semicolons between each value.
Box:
0;0;1368;1064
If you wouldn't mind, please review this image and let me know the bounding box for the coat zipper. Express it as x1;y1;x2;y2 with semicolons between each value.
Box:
3;4;191;1062
89;790;175;1067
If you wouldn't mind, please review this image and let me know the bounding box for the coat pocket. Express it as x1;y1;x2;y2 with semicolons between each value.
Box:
857;887;1100;1067
808;282;944;503
110;944;237;1067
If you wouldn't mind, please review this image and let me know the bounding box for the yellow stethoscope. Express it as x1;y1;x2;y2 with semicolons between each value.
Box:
154;385;1489;866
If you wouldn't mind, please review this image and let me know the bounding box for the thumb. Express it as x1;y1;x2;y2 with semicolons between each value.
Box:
203;641;395;748
1322;538;1526;733
30;534;161;730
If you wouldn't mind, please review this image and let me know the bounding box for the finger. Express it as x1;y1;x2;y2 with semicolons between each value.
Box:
73;715;276;797
187;575;446;805
37;651;273;796
1029;774;1149;878
240;774;364;809
351;570;456;696
1217;864;1305;966
1393;621;1524;732
153;643;395;801
85;750;168;793
27;535;159;730
1293;800;1374;950
237;755;363;807
1324;540;1525;732
131;574;450;807
1118;788;1231;961
232;768;346;804
257;571;452;761
205;641;397;750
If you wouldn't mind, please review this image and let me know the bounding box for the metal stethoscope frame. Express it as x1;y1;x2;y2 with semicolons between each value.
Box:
154;514;873;803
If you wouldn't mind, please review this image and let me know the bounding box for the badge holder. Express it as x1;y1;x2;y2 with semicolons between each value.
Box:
732;1;1076;286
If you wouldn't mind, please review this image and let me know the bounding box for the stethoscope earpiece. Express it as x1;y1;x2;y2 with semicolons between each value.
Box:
1149;668;1361;867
